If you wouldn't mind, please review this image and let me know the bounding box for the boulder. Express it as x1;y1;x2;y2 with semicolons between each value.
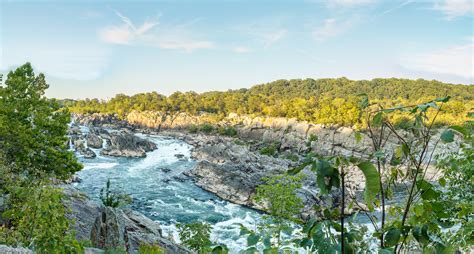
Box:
101;132;157;158
90;207;189;253
87;133;103;149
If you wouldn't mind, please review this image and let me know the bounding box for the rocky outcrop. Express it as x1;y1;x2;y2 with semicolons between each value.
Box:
91;207;189;253
87;132;103;149
179;133;351;220
100;131;157;158
73;139;97;159
62;186;189;253
63;186;102;241
74;113;126;128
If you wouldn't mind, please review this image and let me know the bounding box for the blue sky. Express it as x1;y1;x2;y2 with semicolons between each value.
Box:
1;0;473;99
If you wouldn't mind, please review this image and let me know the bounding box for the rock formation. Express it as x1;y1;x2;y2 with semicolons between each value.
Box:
100;131;157;158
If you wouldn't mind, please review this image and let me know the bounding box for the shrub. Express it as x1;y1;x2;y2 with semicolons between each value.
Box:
100;179;132;208
260;144;277;156
0;183;83;254
138;243;164;254
199;123;214;133
282;153;299;162
308;133;318;142
218;126;238;137
187;124;198;133
177;222;212;253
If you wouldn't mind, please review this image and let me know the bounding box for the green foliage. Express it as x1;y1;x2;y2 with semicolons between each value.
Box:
308;134;318;142
282;153;299;162
255;174;304;221
312;158;340;194
199;123;214;133
187;124;198;133
217;126;238;137
68;78;474;127
138;243;164;254
100;179;132;208
0;63;83;252
0;182;83;254
177;222;212;253
259;144;278;157
0;62;82;180
357;162;381;211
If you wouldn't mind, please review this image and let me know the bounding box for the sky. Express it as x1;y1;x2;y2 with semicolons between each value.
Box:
1;0;473;99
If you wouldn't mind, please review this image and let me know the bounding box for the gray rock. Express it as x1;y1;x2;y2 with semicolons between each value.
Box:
90;207;189;253
101;131;157;158
63;186;102;242
81;147;97;158
0;245;32;254
87;132;103;149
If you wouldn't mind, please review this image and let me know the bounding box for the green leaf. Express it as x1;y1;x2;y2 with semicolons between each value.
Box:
263;248;278;254
449;125;468;137
372;112;383;126
245;247;258;254
401;143;410;156
211;245;228;254
384;228;401;247
438;178;446;187
247;233;260;246
421;188;440;200
357;162;381;211
434;96;450;103
440;129;454;143
379;249;394;254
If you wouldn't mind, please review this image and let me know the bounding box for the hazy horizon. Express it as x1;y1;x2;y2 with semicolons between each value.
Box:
1;0;473;99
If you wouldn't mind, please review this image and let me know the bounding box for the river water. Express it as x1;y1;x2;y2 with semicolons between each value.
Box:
73;130;264;252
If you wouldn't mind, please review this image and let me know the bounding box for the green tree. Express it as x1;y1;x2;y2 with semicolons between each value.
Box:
0;63;83;252
0;63;82;180
176;222;212;253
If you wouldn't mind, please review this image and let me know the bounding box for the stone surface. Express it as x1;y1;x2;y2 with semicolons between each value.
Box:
100;131;157;158
87;132;103;149
0;245;32;254
90;207;190;253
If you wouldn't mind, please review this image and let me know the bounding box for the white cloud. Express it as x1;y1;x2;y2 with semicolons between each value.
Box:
233;46;251;53
1;44;110;81
326;0;376;7
401;40;474;80
313;18;353;41
434;0;474;19
260;29;287;49
100;11;214;52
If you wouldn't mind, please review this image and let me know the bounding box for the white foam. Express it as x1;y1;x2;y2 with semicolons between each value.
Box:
82;162;119;170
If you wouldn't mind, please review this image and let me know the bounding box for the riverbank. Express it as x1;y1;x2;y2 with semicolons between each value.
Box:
72;113;458;219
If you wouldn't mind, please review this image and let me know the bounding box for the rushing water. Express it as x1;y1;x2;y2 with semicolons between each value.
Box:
73;129;264;252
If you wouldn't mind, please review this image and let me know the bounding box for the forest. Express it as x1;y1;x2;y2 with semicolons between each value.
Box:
67;78;474;127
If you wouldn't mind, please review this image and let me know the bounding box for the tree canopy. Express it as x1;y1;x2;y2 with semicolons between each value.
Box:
68;78;473;127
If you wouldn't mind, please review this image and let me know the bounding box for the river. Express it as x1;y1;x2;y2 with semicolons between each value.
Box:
73;129;264;252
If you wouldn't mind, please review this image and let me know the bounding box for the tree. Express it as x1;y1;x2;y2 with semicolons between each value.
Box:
0;63;83;252
0;63;82;180
176;222;212;253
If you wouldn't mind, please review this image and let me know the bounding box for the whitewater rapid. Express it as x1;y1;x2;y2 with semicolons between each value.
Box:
73;132;263;252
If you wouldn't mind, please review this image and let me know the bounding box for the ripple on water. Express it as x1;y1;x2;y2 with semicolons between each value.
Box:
75;131;263;253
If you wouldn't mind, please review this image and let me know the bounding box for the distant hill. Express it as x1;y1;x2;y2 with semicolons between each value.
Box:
67;78;473;127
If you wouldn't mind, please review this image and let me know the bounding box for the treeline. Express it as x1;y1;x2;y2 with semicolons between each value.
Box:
67;78;474;127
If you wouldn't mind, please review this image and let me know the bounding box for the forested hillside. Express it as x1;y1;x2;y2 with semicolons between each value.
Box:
68;78;473;127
